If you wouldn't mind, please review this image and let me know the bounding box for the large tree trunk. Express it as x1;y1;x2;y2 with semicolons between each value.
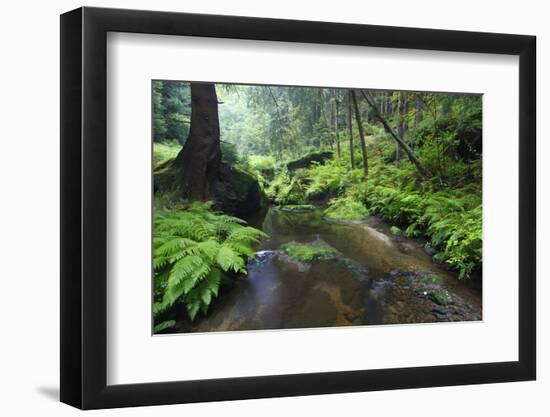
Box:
174;83;221;200
351;90;368;178
360;89;429;177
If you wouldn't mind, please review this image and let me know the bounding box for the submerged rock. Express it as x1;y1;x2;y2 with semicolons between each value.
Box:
377;270;479;323
278;204;315;213
430;290;453;306
278;240;366;278
424;242;437;256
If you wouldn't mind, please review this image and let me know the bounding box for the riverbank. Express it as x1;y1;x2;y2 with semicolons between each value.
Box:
171;206;481;333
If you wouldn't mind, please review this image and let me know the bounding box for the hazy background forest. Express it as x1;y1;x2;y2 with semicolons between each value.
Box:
152;80;482;333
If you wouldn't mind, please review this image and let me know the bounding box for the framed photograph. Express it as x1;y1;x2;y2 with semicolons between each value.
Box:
60;6;536;409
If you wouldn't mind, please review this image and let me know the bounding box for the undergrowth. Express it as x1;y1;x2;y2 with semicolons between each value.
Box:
266;148;482;279
153;201;266;325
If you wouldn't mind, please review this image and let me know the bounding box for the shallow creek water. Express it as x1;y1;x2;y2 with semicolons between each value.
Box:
176;207;482;333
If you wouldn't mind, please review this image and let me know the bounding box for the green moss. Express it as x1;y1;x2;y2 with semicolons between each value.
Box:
324;197;369;220
280;242;340;263
286;151;333;171
232;166;257;194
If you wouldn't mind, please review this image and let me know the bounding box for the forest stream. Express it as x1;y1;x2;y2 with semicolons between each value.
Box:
174;206;482;333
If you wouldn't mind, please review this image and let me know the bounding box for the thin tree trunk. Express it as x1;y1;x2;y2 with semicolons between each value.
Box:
415;93;423;126
396;93;403;164
174;82;222;200
351;90;368;179
360;89;429;177
348;91;355;169
335;91;341;157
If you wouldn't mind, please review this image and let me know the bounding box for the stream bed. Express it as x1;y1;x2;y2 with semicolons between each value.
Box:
174;207;482;333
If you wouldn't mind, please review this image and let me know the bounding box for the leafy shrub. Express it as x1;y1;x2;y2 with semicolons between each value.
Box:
221;141;241;165
153;202;266;323
265;168;308;205
247;155;276;174
240;155;276;189
304;161;346;199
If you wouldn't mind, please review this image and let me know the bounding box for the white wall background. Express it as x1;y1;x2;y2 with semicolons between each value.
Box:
0;0;546;415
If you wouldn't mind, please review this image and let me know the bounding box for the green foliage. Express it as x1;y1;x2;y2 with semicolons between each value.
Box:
153;141;181;168
265;168;308;205
153;202;266;322
220;141;240;165
364;161;482;278
390;226;403;236
240;155;276;188
153;80;191;143
324;196;370;220
304;161;346;199
153;320;176;333
150;81;483;281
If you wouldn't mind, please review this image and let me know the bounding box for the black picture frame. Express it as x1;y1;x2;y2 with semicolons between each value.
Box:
60;6;536;410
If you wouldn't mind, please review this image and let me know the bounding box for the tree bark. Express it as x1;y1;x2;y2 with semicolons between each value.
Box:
351;90;368;178
334;90;341;158
415;93;423;126
348;91;355;169
174;83;222;200
360;89;429;177
396;93;403;163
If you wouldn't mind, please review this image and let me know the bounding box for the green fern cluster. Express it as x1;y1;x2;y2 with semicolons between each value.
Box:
304;161;346;200
364;161;482;278
265;167;308;205
153;202;266;322
324;196;370;220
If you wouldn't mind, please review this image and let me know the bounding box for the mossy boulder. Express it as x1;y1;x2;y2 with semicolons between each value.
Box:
153;162;267;218
212;163;268;218
279;240;366;278
278;204;315;213
286;151;333;172
280;241;340;263
430;290;453;306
